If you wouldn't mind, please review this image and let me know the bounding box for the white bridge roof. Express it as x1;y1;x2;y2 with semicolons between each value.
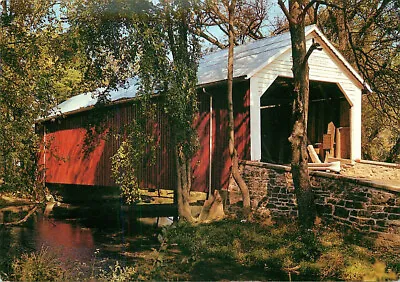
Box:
48;25;368;119
197;26;314;86
49;78;139;118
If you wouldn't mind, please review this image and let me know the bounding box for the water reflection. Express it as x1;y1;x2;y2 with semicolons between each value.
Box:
35;218;95;262
0;202;173;277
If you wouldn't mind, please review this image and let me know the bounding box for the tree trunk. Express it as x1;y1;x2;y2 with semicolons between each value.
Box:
174;133;195;222
286;1;316;229
227;0;251;216
175;150;195;222
1;0;7;16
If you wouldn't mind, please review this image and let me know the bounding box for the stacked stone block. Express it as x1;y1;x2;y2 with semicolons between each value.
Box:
231;161;400;238
231;162;298;218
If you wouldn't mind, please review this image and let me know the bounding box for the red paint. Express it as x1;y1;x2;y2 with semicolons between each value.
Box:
39;81;251;192
192;81;250;191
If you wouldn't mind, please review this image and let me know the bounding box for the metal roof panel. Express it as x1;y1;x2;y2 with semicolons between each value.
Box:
47;25;369;119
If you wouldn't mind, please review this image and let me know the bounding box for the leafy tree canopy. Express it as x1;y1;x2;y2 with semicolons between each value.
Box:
0;0;89;195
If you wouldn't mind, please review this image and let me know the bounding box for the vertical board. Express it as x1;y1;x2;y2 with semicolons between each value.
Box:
42;99;176;190
193;81;250;191
40;81;251;192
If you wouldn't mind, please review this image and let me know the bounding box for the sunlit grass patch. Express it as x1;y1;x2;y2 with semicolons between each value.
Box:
164;219;399;281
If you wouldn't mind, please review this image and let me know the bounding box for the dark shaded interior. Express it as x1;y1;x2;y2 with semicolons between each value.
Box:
261;76;350;164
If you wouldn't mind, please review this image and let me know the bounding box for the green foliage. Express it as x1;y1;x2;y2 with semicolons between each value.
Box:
65;0;142;90
0;0;93;196
111;103;156;204
161;0;201;159
82;105;112;158
362;95;400;163
111;139;142;204
12;247;65;282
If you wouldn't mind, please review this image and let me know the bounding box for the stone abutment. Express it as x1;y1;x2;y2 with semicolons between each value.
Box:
229;161;400;244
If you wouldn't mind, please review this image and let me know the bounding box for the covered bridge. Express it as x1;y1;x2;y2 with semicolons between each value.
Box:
38;25;369;193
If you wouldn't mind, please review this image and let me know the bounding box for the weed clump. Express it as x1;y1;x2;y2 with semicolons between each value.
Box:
98;261;136;282
12;247;65;281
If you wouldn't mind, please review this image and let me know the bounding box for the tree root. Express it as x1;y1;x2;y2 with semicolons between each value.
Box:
198;190;225;222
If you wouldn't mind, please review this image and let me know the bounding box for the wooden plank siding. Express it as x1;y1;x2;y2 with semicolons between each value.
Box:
194;81;251;191
253;35;361;106
41;99;177;190
39;81;251;192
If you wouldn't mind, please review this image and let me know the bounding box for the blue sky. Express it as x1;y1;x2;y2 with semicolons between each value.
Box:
200;2;285;52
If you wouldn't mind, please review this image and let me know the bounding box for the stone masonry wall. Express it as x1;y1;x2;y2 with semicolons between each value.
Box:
230;161;400;239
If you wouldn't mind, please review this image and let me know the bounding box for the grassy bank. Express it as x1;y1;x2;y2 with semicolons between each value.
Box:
4;217;399;281
139;219;399;281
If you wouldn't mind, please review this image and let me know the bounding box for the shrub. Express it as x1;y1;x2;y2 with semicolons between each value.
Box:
98;261;136;282
363;261;397;281
12;247;65;281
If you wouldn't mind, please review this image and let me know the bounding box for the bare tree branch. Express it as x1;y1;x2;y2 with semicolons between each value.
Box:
303;40;322;67
316;0;343;10
278;0;297;24
301;0;318;19
2;206;38;226
313;2;320;24
189;26;227;49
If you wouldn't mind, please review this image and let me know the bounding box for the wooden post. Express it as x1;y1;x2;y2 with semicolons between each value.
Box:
336;128;341;159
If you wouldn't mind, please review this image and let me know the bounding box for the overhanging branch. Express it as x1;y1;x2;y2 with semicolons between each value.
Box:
315;0;343;10
301;0;343;20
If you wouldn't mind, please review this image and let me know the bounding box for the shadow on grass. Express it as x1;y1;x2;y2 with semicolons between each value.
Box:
146;219;399;281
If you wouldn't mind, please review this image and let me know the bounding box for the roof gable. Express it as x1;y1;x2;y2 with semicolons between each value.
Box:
198;25;319;86
199;25;369;91
311;27;371;92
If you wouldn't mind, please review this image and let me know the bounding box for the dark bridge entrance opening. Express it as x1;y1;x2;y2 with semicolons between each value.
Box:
261;77;350;164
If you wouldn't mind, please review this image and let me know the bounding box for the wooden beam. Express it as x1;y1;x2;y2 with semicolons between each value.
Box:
307;145;322;163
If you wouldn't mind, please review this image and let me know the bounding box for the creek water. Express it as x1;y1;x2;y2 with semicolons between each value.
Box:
0;201;173;278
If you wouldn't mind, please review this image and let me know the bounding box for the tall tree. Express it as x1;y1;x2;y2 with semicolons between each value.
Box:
0;0;82;197
162;0;202;221
226;0;251;215
188;0;266;215
277;0;322;228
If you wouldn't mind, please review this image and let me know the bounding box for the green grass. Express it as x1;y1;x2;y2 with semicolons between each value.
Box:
145;219;399;281
7;218;399;281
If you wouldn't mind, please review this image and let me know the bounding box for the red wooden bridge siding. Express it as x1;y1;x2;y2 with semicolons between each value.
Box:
192;81;250;191
40;81;250;192
41;100;176;190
